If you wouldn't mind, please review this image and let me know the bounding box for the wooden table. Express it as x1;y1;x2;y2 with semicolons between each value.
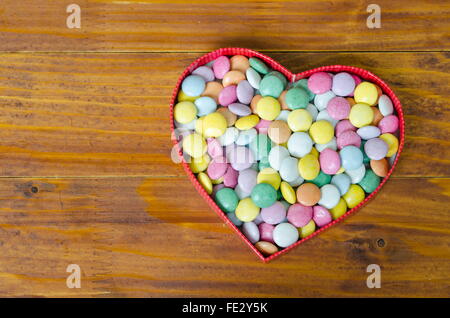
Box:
0;0;449;297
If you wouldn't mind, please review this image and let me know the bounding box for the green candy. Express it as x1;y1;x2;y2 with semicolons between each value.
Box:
258;156;271;171
259;75;284;98
267;71;288;88
359;169;381;193
360;140;370;164
276;189;283;200
249;57;270;75
311;170;332;187
214;188;239;213
251;183;277;208
250;134;273;161
286;87;309;110
293;78;315;101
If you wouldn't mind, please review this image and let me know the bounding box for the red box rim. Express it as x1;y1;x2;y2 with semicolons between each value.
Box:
169;48;405;262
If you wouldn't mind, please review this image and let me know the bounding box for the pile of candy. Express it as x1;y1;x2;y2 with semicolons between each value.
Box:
173;55;400;256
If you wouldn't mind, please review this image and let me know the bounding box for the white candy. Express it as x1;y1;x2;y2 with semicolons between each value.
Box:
273;223;299;248
242;222;260;244
276;110;290;122
345;164;366;184
378;94;394;116
236;128;257;146
357;126;381;140
234;183;251;200
318;184;341;209
314;90;336;111
331;173;351;196
279;157;300;182
287;132;313;158
246;67;262;89
218;127;239;146
268;145;290;171
315;137;337;152
288;176;304;187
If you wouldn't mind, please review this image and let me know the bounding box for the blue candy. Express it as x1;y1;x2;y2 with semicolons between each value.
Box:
340;145;363;171
181;75;206;97
331;173;351;196
194;96;217;116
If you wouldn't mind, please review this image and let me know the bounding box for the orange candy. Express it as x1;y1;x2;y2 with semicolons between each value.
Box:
296;183;321;206
202;81;223;103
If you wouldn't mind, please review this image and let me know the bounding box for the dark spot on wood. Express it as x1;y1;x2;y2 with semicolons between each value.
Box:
377;238;386;248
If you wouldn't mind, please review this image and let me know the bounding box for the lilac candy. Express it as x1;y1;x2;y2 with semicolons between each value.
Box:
261;201;287;225
207;138;223;158
192;66;215;82
237;168;257;193
242;222;260;244
253;212;264;225
228;146;255;171
364;138;389;160
332;72;356;96
228;103;252;116
218;85;237;106
236;80;254;104
357;126;381;140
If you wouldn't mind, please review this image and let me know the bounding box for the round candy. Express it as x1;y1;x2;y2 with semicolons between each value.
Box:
268;120;291;144
181;75;206;97
308;72;332;94
228;146;255;171
235;114;260;130
309;120;334;144
192;65;215;82
332;72;356;96
268;145;290;171
207;138;223;158
378;115;399;134
257;96;281;120
331;173;351;195
298;154;320;180
329;198;347;220
261;201;287;225
241;221;260;243
346;164;366;184
314;91;336;111
230;55;250;73
216;107;237;127
315;137;337;153
358;169;381;193
364;137;388;160
218;127;239;146
213;56;230;79
259;222;275;243
316;109;338;128
257;168;282;190
228;103;251;116
354;82;378;106
249;134;272;160
189;153;211;173
202;81;223;103
259;75;284;98
280;181;296;204
174;101;197;124
279;156;301;183
183;133;207;158
223;166;238;188
349;103;374;128
293;78;316;101
287;203;313;227
273;223;299;248
249;57;270;75
255;241;278;255
251;183;278;208
371;106;383;126
319;148;341;175
298;219;316;238
286;87;309;110
237;80;254;104
195;96;217;116
357;125;381;140
340;145;363;171
337;130;361;149
215;188;239;213
218;85;237;106
318;184;340;209
306;103;319;121
310;171;331;188
335;119;356;137
236;128;257;146
379;133;399;157
287;109;313;132
226;211;243;226
246;67;262;89
370;158;389;177
235;198;260;222
343;184;365;208
202;112;227;138
197;172;212;194
287;132;313;157
296;183;321;206
207;156;228;179
327;97;350;120
378;94;394;116
255;119;271;134
313;206;332;227
223;70;245;87
276;110;290;122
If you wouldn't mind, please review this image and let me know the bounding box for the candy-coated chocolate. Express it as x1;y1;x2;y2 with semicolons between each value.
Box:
358;169;381;193
329;198;347;219
261;201;287;225
259;75;285;98
379;133;399;157
236;128;257;146
228;146;255;171
268;120;291;144
310;171;332;188
288;132;313;158
192;65;215;82
230;55;250;73
309;120;334;144
318;184;340;209
236;80;254;104
251;183;278;208
331;173;351;195
287;109;313;132
235;114;260;130
354;82;378;106
298;154;320;180
364;137;388;160
298;219;316;238
215;187;239;213
183;133;207;158
213;56;230;79
337;130;361;149
223;70;246;87
335;119;356;137
227;211;243;226
349;103;374;128
202;112;227;138
218;85;237;106
197;172;213;194
246;67;261;89
313;205;332;227
332;72;356;96
228;103;252;116
255;241;278;255
296;182;321;206
370;158;389;177
378;94;394;116
257;167;282;190
223;165;239;188
190;153;211;173
357;125;381;140
182;75;206;97
308;72;332;94
319;148;341;174
340;145;363;171
280;181;296;204
343;184;365;208
268;146;290;171
249;57;270;75
202;81;223;102
273;223;299;248
257;96;281;120
327;96;351;120
216;107;237;127
235;198;260;222
314;90;336;111
174;101;197;124
287;203;313;227
242;221;260;243
279;157;300;183
207;156;228;179
378;115;399;134
258;222;275;243
286;87;309;110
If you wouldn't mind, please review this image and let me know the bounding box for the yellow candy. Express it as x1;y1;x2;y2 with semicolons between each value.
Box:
235;114;260;130
257;96;281;121
197;172;212;195
330;198;347;219
354;82;378;106
349;103;374;128
379;133;399;157
177;90;198;102
202;112;227;138
257;168;281;190
174;101;197;124
298;154;320;180
298;219;316;238
309;147;319;158
309;120;334;144
287;109;313;132
182;133;206;158
235;198;260;222
189;153;210;173
280;181;296;204
335;166;345;174
343;184;365;209
195;116;204;134
211;177;224;185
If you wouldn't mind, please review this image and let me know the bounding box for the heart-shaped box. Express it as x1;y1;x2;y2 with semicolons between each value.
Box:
170;48;405;262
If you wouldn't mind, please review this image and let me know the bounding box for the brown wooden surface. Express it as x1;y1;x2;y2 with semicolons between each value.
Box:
0;0;449;298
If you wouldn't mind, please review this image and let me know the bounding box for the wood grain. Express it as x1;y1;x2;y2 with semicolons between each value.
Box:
0;176;448;297
0;52;448;177
0;0;448;52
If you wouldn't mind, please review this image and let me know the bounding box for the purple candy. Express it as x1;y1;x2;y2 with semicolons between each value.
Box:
218;85;237;106
237;168;258;193
261;201;287;225
207;138;223;158
364;138;389;160
242;222;260;244
332;72;356;97
192;66;215;82
236;80;254;104
228;146;255;171
228;103;252;116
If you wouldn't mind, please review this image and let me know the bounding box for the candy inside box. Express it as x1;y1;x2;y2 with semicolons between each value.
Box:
170;48;405;262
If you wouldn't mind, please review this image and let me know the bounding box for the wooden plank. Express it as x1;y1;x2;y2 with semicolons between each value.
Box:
0;52;448;177
0;0;448;52
0;177;449;297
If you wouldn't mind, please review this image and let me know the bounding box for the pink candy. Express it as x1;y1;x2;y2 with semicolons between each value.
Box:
313;206;332;227
207;156;228;180
213;56;230;79
223;166;238;188
218;85;237;106
378;115;399;134
287;204;313;227
261;201;287;225
335;119;356;137
319;148;341;175
207;138;223;158
259;222;275;243
327;96;351;120
255;119;271;134
307;72;332;94
337;130;361;149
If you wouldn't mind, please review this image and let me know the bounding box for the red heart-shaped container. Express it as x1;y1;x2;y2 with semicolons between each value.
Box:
170;48;405;262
